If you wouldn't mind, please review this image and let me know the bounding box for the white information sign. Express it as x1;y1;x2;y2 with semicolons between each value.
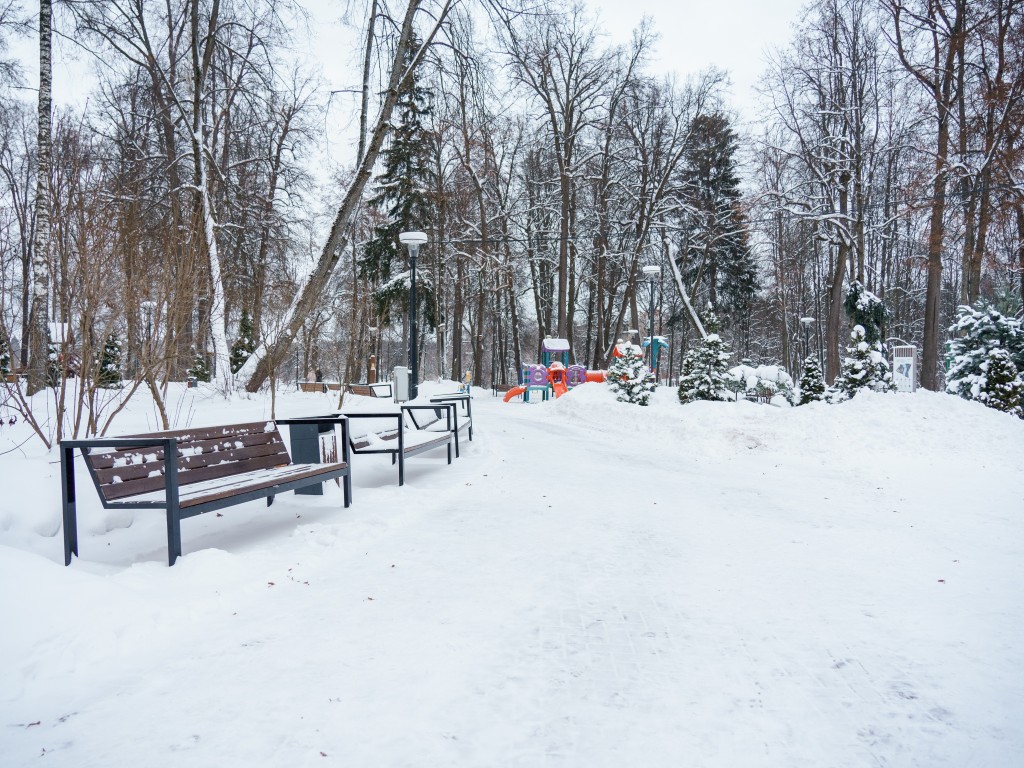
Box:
891;346;917;393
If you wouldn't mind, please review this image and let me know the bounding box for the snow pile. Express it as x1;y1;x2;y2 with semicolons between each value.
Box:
725;362;794;402
1;381;1023;766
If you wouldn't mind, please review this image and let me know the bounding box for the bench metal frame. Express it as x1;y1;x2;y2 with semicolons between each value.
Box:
60;417;351;566
344;403;454;485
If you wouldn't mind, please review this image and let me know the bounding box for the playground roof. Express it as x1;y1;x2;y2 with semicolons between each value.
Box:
542;338;570;352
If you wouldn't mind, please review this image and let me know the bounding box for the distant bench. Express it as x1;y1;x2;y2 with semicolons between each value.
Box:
59;420;351;566
291;402;455;486
345;382;393;398
405;393;474;457
299;382;343;393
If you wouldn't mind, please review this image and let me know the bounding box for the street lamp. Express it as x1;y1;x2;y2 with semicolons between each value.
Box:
140;300;157;351
642;265;661;374
799;316;816;361
399;231;427;399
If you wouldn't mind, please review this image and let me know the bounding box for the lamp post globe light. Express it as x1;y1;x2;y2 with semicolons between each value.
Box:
642;265;661;373
399;231;428;399
799;316;816;360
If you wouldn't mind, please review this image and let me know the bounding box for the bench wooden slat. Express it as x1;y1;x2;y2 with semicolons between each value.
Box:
126;462;350;508
92;440;289;485
102;451;293;501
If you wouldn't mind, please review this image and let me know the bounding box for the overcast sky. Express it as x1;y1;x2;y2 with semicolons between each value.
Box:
16;0;809;164
586;0;807;120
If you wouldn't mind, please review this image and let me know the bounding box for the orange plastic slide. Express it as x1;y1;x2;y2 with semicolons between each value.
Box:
551;380;568;398
502;385;527;402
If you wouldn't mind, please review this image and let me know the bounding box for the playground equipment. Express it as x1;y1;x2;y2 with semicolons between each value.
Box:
502;337;607;402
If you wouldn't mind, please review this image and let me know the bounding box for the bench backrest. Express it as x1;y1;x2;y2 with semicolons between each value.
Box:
83;422;291;502
347;382;392;398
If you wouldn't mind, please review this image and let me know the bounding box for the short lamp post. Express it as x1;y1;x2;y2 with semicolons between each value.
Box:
399;231;428;399
799;316;816;361
140;300;157;351
642;265;661;373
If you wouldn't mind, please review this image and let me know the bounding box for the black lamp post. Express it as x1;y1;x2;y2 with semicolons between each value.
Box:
399;231;427;399
799;316;815;361
642;264;661;373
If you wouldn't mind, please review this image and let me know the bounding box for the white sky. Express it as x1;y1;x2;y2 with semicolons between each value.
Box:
12;0;809;168
585;0;808;123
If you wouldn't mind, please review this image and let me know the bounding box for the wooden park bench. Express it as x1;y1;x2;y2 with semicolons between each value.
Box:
343;404;454;486
59;419;351;566
345;382;393;398
299;382;343;393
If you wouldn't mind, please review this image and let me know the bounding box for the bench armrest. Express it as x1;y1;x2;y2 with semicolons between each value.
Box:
276;416;350;466
60;437;173;449
274;416;347;426
403;403;454;432
429;393;472;418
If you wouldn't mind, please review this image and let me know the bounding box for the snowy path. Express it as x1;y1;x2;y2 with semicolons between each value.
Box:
2;387;1022;766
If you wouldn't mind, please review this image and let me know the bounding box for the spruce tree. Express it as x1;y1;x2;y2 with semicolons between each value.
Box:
97;332;122;388
843;281;886;345
946;303;1024;404
360;36;436;331
677;312;733;404
230;310;257;374
606;343;656;405
797;355;826;405
832;325;895;400
46;342;61;387
188;350;212;383
977;348;1024;417
0;335;10;378
678;114;757;334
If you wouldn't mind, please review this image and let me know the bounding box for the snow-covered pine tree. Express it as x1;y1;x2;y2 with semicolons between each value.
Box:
797;355;826;404
0;335;11;378
977;347;1024;417
677;312;732;404
831;325;895;400
188;350;212;383
46;342;61;386
843;280;886;345
230;310;257;374
606;342;656;405
678;114;757;338
360;35;436;329
97;332;122;388
946;303;1024;405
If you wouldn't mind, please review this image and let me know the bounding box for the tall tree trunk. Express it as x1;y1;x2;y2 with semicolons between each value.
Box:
26;0;52;396
241;1;453;391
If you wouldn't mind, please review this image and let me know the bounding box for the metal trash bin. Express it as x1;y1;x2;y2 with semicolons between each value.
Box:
393;366;410;402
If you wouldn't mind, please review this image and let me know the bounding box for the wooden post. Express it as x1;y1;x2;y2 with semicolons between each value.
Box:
368;354;377;384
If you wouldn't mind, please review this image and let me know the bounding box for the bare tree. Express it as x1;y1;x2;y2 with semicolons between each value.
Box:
26;0;51;395
883;0;967;390
239;0;458;391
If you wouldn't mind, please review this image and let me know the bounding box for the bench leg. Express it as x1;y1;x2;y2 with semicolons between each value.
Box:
343;471;352;508
398;452;405;486
60;447;78;565
267;494;275;507
447;442;452;465
166;503;182;566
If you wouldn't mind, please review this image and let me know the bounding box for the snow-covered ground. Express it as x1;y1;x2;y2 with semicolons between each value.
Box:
1;382;1022;767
